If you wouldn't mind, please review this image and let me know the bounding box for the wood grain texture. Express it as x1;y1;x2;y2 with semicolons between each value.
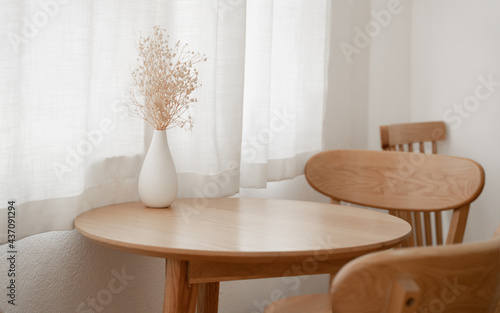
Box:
380;121;446;151
305;150;484;213
76;198;411;313
164;260;198;313
399;212;414;247
74;198;411;262
330;236;500;313
423;212;433;246
189;259;348;284
305;149;484;247
267;149;486;313
414;212;423;246
269;236;500;313
196;283;219;313
435;211;443;245
386;277;421;313
446;205;470;244
379;122;473;247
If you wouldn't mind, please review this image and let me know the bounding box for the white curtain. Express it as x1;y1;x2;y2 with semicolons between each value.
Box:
0;0;330;243
241;0;329;188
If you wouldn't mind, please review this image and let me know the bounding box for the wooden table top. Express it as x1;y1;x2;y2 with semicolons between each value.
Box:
74;198;411;262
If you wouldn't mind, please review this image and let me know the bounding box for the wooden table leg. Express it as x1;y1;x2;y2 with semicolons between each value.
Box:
164;259;199;313
197;282;220;313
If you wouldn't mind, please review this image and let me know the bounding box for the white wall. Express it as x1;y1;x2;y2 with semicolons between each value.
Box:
326;0;373;150
356;0;500;241
0;230;166;313
366;0;412;150
2;1;500;312
409;0;500;242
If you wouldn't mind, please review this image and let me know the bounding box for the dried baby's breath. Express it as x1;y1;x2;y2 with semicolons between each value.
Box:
128;26;206;130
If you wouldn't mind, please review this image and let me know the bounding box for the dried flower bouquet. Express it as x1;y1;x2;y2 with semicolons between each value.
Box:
129;26;206;131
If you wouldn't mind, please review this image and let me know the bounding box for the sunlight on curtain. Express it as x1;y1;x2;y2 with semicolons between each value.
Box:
0;0;330;243
241;0;330;187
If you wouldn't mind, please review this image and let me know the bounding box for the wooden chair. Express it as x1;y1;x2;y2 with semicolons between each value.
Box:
265;150;485;313
380;121;446;153
265;226;500;313
306;150;485;247
380;121;447;245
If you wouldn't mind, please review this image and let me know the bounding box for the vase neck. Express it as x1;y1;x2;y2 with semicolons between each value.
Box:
150;130;169;148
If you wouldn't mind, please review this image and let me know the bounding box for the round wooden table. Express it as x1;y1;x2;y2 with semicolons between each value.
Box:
75;198;411;313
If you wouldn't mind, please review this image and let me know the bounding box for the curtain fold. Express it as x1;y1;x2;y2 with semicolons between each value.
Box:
0;0;330;243
240;0;329;187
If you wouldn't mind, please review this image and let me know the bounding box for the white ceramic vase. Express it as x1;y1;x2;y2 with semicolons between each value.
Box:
138;130;178;208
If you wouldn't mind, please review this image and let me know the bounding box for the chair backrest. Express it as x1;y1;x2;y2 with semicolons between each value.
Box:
330;234;500;313
380;121;446;153
305;150;485;247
